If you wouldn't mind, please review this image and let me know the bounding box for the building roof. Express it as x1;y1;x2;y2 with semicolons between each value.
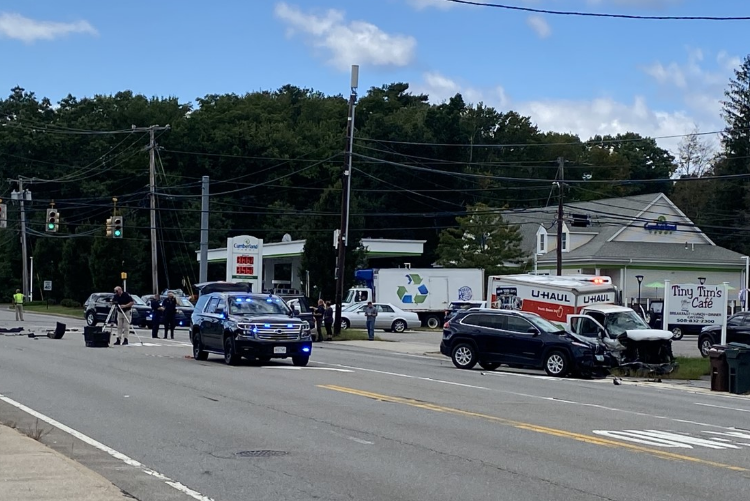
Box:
503;193;746;267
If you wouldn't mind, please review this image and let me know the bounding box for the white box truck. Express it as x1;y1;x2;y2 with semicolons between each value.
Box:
344;268;485;328
486;274;618;325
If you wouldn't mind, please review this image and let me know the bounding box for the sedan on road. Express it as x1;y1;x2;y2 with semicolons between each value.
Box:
698;312;750;356
339;302;420;333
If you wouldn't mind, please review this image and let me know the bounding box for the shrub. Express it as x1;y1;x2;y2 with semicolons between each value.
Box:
60;299;82;308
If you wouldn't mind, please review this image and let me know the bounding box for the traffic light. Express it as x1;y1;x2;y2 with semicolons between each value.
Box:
105;217;113;237
113;216;123;238
46;208;59;233
0;203;6;229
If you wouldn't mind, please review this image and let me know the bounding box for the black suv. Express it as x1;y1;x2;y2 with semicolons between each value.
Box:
698;312;750;357
191;292;313;366
83;292;149;327
440;308;613;377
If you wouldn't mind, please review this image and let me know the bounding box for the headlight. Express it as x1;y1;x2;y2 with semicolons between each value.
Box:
237;323;257;338
571;341;591;349
302;321;310;331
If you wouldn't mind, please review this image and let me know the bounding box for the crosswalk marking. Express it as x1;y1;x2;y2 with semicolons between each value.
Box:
592;429;749;449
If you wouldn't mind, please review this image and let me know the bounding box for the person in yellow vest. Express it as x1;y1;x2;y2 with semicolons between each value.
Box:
12;289;24;321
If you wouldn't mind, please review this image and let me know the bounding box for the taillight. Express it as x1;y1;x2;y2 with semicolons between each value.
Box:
443;321;450;329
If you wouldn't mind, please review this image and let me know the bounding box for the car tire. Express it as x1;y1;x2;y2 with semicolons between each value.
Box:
292;356;309;367
341;319;350;330
192;333;208;361
544;350;569;377
671;327;683;341
478;361;500;371
425;315;440;329
451;343;477;370
85;311;97;326
223;336;240;366
698;336;714;358
391;320;407;333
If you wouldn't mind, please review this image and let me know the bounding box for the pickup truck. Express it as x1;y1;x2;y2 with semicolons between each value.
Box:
568;304;676;375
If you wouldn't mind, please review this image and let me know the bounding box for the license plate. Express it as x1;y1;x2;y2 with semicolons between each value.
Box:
274;346;286;354
595;355;604;362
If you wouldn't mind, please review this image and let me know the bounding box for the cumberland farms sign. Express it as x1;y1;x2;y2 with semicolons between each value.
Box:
665;283;726;327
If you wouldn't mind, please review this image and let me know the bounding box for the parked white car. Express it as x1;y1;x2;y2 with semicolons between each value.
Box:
340;302;420;333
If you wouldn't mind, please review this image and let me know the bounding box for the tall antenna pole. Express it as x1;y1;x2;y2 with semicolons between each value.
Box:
149;126;159;295
333;65;359;336
556;157;565;276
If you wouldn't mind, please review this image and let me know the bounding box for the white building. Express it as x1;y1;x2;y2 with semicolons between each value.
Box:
502;193;749;306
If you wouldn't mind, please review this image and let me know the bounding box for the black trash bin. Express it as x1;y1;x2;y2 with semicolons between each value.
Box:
709;346;729;392
726;345;750;395
83;326;111;348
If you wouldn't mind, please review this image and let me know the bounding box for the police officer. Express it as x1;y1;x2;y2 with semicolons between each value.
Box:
12;289;24;322
149;293;163;339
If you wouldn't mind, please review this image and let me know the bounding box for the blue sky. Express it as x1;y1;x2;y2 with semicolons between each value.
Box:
0;0;747;152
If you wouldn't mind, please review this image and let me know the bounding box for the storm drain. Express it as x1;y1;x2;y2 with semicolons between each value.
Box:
235;450;289;458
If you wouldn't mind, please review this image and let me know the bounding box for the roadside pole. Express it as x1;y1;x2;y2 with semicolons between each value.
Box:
663;280;670;331
721;282;729;345
199;176;209;283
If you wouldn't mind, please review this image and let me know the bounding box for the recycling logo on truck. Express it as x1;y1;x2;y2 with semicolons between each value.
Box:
396;274;429;304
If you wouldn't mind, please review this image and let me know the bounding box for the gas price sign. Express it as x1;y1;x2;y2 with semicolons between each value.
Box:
235;255;255;276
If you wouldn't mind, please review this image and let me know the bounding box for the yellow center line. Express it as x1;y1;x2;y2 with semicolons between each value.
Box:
319;384;748;473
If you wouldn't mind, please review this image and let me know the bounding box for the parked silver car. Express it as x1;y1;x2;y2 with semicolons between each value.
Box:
339;302;420;333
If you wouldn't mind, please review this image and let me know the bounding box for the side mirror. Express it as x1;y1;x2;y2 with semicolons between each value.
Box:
290;310;299;318
527;327;540;336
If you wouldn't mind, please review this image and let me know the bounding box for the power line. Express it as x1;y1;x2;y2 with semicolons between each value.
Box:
444;0;750;21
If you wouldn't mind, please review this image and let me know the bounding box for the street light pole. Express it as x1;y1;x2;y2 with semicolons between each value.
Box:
635;275;644;309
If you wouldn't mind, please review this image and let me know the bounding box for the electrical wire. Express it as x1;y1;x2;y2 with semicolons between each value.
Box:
444;0;750;21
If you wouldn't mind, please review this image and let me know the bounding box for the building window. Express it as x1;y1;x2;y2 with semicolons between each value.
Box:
561;232;568;252
538;233;545;252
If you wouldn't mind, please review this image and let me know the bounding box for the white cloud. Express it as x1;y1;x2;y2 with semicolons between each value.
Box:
410;65;726;154
274;2;416;71
526;15;551;38
0;12;97;43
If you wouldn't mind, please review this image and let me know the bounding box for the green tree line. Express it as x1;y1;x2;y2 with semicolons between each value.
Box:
1;55;748;302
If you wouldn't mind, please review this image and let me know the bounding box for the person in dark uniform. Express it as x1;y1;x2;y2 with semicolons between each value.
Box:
314;299;325;342
149;293;163;339
162;292;177;339
324;301;334;340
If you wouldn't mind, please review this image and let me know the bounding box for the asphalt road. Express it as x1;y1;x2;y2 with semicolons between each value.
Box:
1;308;748;501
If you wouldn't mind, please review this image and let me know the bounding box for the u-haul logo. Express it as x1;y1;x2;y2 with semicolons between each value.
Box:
582;294;613;304
531;289;571;303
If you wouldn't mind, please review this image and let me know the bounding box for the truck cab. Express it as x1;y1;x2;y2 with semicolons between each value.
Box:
568;304;675;374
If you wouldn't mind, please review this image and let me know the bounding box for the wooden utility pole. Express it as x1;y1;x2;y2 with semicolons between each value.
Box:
556;157;565;276
141;125;170;295
333;65;359;336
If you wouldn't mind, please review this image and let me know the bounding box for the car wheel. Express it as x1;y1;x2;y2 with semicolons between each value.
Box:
451;343;477;370
699;336;714;358
86;311;97;326
544;351;569;377
223;336;240;366
341;319;350;330
425;315;440;329
391;319;407;333
478;361;500;371
192;333;208;361
292;356;309;367
671;327;683;341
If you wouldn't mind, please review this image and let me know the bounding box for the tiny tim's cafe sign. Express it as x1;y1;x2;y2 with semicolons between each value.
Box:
644;216;677;234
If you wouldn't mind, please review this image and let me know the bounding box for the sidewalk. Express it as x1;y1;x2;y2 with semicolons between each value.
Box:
0;424;130;501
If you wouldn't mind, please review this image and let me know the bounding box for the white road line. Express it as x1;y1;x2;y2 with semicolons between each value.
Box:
315;361;744;432
592;430;742;449
696;402;750;413
347;436;374;445
0;394;214;501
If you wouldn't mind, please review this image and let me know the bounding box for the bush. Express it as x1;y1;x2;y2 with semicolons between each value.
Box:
60;299;82;308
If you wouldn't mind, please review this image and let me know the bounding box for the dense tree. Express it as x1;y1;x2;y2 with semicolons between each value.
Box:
435;203;525;276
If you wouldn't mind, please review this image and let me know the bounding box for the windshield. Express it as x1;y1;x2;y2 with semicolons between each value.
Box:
176;297;193;307
527;315;566;334
604;310;650;335
228;296;290;316
130;295;147;306
343;302;365;312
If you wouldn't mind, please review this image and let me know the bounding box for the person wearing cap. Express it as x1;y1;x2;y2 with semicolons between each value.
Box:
12;289;24;321
112;286;134;345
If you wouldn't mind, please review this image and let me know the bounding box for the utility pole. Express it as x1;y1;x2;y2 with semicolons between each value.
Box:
199;176;209;283
333;65;359;336
142;124;170;295
10;178;31;299
556;157;565;276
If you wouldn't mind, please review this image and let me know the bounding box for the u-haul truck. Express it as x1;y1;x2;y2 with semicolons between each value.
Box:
486;274;618;325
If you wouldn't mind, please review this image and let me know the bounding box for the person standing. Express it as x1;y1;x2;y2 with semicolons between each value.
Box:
149;293;163;339
112;286;134;346
12;289;24;322
364;301;378;341
324;301;334;341
162;292;177;339
314;299;325;342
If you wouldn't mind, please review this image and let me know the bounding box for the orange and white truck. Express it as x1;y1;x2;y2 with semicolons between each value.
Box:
486;274;618;325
